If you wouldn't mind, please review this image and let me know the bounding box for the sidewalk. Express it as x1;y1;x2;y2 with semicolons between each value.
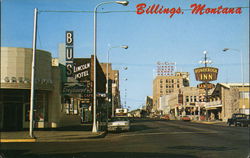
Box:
0;124;107;143
192;120;227;126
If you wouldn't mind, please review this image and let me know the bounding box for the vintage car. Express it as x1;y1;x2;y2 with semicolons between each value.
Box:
160;115;170;120
181;116;191;121
107;117;130;132
227;113;249;127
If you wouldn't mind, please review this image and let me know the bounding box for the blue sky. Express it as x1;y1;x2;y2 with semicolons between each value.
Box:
1;0;249;110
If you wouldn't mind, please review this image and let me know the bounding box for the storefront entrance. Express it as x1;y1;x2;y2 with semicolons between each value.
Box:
3;103;23;131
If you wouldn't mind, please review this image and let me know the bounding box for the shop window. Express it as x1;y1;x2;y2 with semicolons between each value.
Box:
25;92;48;122
64;98;77;115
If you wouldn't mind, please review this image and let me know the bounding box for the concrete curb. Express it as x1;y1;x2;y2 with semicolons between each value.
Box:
0;139;36;143
0;131;107;143
192;120;227;126
36;131;107;142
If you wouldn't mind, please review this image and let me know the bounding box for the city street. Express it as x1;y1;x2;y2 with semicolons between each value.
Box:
1;119;249;158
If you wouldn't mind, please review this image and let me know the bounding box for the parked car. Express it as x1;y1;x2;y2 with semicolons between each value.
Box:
107;117;130;132
181;116;191;121
227;113;249;127
160;115;170;120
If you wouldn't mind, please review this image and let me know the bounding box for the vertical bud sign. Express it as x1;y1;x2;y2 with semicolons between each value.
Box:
65;31;74;77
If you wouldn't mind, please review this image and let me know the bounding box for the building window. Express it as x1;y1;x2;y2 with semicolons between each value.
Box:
166;79;168;83
194;96;197;102
166;85;168;88
186;96;189;102
190;96;193;102
160;79;163;83
177;84;180;88
172;79;174;83
240;91;250;98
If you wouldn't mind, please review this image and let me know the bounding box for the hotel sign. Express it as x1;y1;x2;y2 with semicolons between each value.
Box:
63;81;92;96
194;67;218;81
73;59;91;81
65;31;74;77
197;83;215;89
156;62;176;76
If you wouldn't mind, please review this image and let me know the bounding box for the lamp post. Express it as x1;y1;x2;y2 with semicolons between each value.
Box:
222;48;245;112
199;51;212;120
92;1;129;133
29;8;38;138
199;51;212;102
106;45;128;121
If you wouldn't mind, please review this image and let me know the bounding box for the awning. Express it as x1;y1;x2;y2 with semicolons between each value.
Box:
205;104;222;110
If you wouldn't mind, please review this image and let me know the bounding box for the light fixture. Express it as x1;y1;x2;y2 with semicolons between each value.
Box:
115;1;129;6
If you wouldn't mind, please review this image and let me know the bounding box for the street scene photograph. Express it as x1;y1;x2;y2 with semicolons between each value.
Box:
0;0;249;158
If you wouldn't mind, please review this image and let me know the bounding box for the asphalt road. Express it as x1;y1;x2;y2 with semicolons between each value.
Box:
1;119;250;158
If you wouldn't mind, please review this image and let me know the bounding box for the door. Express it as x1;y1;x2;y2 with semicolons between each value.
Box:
3;103;23;131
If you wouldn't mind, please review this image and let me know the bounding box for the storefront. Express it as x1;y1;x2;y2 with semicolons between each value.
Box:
0;47;81;130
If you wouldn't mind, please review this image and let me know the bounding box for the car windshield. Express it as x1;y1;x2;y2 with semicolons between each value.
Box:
110;117;129;122
234;114;246;118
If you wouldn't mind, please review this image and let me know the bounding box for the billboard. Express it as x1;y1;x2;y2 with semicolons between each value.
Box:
194;67;218;81
156;62;176;76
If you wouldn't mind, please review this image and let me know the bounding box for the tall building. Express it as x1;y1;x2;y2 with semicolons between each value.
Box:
100;63;120;116
58;43;66;66
153;72;190;112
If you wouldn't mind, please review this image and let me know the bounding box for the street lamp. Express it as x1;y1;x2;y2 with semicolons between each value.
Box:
92;1;129;133
222;48;245;112
29;8;38;138
199;51;212;102
106;45;128;120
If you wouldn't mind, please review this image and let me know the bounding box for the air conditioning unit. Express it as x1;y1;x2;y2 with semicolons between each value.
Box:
4;77;10;83
18;77;24;83
10;77;17;83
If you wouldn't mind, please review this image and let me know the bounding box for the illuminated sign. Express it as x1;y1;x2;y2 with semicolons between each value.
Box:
74;63;90;80
194;67;218;81
65;31;74;77
73;59;91;81
156;62;176;76
197;83;215;89
63;81;92;95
